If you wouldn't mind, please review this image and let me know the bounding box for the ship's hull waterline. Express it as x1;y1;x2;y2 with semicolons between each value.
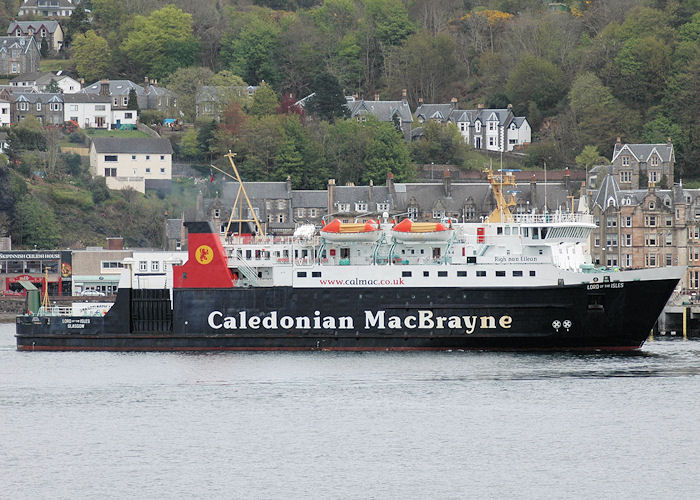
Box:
16;277;678;351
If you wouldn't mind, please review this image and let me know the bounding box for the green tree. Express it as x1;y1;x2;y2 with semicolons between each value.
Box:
91;0;127;36
384;31;464;104
614;36;671;106
575;145;608;171
362;118;413;184
568;72;635;156
63;2;91;46
307;72;348;122
127;88;139;111
46;79;61;94
197;120;218;161
179;128;202;160
248;82;279;117
165;66;215;123
40;37;49;57
72;30;111;83
121;5;199;80
220;12;281;86
13;197;61;249
505;55;565;118
410;121;468;166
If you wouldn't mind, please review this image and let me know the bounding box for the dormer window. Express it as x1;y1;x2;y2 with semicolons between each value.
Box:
651;156;659;166
16;29;21;36
622;156;629;166
475;122;481;132
41;29;46;37
355;202;367;212
649;201;655;210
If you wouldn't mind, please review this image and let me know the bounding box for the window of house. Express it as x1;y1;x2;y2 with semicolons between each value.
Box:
145;168;151;173
309;209;317;217
355;202;367;212
278;214;285;223
104;155;117;162
489;137;495;146
337;203;349;212
151;261;160;272
620;171;631;183
36;103;41;111
131;155;136;160
145;155;150;160
475;122;481;132
438;271;448;277
125;112;132;119
104;168;117;176
594;236;600;247
432;210;444;219
625;254;632;267
457;271;467;277
624;234;631;246
645;253;657;267
476;270;486;277
18;102;28;111
496;271;506;277
624;216;632;227
214;209;220;218
651;156;659;166
622;156;629;166
408;207;418;220
645;233;657;246
649;201;655;210
69;104;78;111
139;261;147;271
278;200;286;210
666;216;672;227
296;208;305;217
513;271;523;277
160;155;165;160
160;168;165;173
113;98;119;106
123;96;129;106
402;271;412;277
530;270;536;276
606;218;617;228
606;234;618;247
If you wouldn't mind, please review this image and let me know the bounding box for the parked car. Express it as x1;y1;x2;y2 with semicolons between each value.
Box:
79;290;105;296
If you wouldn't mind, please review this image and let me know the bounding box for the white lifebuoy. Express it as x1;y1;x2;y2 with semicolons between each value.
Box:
297;258;304;266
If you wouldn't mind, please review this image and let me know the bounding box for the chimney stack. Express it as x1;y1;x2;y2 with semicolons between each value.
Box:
418;97;423;105
327;179;336;215
443;169;452;198
477;103;484;109
386;172;395;196
450;97;457;104
507;103;512;110
530;174;537;210
374;93;379;101
401;88;407;103
99;79;109;96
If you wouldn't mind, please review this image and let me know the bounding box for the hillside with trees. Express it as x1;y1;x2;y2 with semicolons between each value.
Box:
0;0;697;248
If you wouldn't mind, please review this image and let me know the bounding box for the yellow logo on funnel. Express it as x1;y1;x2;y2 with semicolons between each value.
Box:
195;245;214;265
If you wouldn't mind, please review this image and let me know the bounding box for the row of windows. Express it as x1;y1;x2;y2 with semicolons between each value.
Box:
104;167;166;177
296;208;318;218
294;270;538;279
101;261;124;269
16;102;62;111
104;155;166;162
138;261;163;272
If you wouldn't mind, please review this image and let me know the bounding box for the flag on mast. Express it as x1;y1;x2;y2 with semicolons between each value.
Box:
210;167;214;182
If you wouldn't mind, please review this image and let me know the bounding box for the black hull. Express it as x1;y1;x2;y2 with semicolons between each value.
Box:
15;278;679;351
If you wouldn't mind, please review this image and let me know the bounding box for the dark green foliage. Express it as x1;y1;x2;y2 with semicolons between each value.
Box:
62;153;85;177
46;79;61;93
89;176;111;204
306;73;349;122
40;37;49;57
13;197;61;249
410;121;469;166
68;131;86;144
127;88;139;111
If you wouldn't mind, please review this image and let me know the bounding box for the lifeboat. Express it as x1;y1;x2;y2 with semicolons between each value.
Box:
391;219;454;242
320;219;382;242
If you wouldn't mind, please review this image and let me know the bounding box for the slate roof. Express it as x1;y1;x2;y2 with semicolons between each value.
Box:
166;219;183;239
195;86;229;104
91;138;173;154
593;168;621;209
612;143;674;163
13;92;63;104
83;80;146;96
63;93;111;104
7;21;62;35
0;36;38;54
10;71;44;83
415;103;455;122
292;190;326;208
222;181;291;203
345;99;413;123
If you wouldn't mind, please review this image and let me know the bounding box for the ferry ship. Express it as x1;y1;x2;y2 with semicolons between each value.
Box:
15;167;682;351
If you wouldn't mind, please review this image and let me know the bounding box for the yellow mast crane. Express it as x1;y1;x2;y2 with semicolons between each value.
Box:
41;269;50;309
210;152;265;238
485;169;517;223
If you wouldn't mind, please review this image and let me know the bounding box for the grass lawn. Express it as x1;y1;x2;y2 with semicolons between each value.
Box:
40;59;72;73
84;129;151;138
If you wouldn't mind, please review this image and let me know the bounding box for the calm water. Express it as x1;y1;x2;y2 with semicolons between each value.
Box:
1;323;699;500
